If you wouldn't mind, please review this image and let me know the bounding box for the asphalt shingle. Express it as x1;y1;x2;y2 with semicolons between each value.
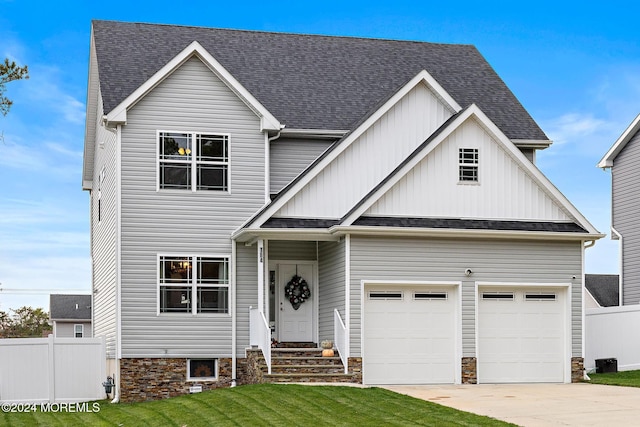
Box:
49;294;92;320
92;20;548;141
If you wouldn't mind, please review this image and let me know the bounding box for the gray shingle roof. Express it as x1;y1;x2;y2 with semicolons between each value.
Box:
92;20;548;141
49;294;92;321
261;216;587;233
585;274;619;307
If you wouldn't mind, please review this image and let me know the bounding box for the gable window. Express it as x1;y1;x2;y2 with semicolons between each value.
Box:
158;132;229;191
459;148;479;182
159;255;229;314
74;324;84;338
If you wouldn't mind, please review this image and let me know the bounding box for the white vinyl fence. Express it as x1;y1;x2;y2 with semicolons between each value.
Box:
585;305;640;373
0;336;106;403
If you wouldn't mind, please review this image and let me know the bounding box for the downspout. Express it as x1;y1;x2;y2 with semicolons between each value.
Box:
112;123;122;404
611;226;623;306
231;239;237;387
266;129;283;203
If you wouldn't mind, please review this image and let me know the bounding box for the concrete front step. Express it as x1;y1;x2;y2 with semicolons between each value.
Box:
271;348;334;358
272;356;342;364
263;373;353;383
270;364;345;374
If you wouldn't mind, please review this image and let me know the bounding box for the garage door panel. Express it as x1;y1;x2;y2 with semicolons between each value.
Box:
363;285;457;385
479;287;566;383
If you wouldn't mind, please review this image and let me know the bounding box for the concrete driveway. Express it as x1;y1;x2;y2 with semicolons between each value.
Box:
383;383;640;426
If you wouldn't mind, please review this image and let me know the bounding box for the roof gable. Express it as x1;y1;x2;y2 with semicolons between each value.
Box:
102;38;280;131
598;113;640;168
92;20;548;141
242;70;460;229
585;274;619;307
341;104;601;236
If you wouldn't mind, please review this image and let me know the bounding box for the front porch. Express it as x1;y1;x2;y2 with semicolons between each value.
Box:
242;238;356;383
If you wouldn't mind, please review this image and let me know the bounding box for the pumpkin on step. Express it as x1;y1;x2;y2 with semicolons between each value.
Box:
322;349;334;357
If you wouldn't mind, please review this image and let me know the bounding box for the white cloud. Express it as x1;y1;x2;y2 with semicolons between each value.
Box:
544;113;608;146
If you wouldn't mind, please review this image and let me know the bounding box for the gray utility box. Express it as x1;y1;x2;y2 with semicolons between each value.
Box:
595;358;618;373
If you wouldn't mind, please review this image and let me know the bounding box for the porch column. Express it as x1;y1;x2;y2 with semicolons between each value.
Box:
257;239;265;313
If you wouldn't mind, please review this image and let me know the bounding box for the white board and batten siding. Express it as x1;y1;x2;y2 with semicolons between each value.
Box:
349;236;583;360
92;87;118;358
118;56;266;357
611;130;640;304
367;117;572;221
270;138;334;195
276;83;454;218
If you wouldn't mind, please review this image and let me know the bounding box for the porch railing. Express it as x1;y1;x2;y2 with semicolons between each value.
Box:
334;308;348;374
249;306;271;374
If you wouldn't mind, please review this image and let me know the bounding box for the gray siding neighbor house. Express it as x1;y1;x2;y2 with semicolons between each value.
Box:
83;20;603;402
598;114;640;305
49;294;92;338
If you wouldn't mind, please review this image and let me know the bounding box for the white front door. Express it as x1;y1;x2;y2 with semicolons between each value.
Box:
277;263;314;342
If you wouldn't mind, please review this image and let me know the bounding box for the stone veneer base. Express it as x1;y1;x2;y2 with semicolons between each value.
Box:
571;357;584;383
120;358;235;403
461;357;477;384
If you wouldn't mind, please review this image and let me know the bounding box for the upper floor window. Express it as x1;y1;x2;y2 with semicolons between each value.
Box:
459;148;478;182
158;132;229;191
159;255;230;314
74;324;84;338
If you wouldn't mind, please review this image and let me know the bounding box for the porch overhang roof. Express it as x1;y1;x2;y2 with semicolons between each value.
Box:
231;217;604;243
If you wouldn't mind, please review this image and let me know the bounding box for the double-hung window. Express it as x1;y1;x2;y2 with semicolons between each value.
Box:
459;148;479;182
158;132;229;191
159;256;229;314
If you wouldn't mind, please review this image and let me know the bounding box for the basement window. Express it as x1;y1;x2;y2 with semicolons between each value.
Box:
482;292;514;301
525;293;557;301
368;291;403;300
459;148;479;182
413;292;448;300
187;359;218;381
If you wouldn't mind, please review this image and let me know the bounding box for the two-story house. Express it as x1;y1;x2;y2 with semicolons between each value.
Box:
49;294;92;338
598;113;640;305
83;20;602;402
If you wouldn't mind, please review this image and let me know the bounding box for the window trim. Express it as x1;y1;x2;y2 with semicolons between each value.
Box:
156;130;231;193
74;324;84;338
157;254;231;316
458;147;479;183
187;358;218;381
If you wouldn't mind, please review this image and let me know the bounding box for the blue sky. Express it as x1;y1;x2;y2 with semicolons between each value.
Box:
0;1;638;311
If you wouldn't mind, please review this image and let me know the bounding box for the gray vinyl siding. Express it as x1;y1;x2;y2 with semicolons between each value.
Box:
270;138;334;194
92;92;118;358
118;56;265;357
349;236;582;357
268;241;318;261
612;129;640;305
236;242;258;355
55;322;93;338
318;240;346;342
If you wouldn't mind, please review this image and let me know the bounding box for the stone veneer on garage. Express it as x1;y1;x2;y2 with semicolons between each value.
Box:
461;357;477;384
571;357;584;383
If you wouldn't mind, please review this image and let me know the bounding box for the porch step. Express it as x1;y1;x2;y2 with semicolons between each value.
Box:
263;373;354;383
253;345;353;383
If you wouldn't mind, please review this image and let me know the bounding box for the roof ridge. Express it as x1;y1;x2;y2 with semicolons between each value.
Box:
92;19;477;48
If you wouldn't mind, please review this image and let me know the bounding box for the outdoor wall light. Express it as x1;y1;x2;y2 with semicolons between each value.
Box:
465;268;473;277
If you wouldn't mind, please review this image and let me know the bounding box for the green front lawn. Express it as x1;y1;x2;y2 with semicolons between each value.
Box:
1;383;514;426
589;369;640;388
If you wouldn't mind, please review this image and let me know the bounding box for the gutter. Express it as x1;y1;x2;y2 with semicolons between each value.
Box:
611;226;623;306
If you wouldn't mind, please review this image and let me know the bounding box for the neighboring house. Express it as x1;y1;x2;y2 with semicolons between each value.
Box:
49;294;92;338
83;20;602;402
584;274;619;308
598;114;640;305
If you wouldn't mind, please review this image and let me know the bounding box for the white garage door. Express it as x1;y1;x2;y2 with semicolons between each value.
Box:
478;287;566;383
363;285;457;384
